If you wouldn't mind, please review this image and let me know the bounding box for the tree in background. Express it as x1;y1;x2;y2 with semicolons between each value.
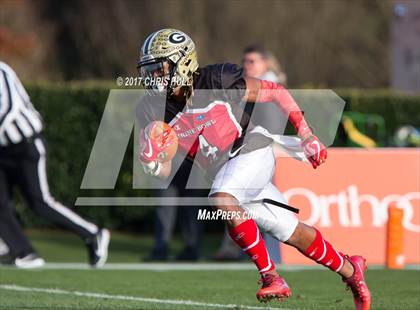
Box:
0;0;390;88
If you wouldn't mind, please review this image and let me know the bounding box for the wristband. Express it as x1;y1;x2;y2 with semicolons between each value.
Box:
141;160;161;176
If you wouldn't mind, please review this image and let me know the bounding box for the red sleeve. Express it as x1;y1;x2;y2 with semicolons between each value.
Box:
256;80;312;139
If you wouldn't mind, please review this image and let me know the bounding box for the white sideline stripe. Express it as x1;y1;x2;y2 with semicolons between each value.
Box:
0;285;288;310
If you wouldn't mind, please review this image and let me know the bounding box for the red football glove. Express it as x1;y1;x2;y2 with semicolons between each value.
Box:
138;129;165;163
301;134;327;169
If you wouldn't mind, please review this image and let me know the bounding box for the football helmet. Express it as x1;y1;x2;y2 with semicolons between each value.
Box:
137;29;199;97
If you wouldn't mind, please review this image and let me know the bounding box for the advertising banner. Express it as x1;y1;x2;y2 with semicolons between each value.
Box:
274;148;420;265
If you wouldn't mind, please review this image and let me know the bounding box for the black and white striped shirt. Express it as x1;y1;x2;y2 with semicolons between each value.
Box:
0;62;43;146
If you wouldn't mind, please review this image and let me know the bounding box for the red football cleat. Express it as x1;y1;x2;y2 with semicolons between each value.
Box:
256;273;292;303
343;255;371;310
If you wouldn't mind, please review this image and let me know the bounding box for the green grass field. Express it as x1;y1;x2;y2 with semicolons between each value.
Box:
1;268;419;309
0;230;419;309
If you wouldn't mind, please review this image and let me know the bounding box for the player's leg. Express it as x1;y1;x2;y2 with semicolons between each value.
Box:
285;223;371;309
213;226;242;260
210;146;291;302
245;183;371;309
146;185;179;261
285;223;351;275
177;205;202;261
210;146;277;275
146;204;177;261
211;192;276;273
14;137;110;267
0;168;44;268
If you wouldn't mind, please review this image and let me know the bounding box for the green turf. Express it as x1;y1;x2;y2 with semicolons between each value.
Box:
25;229;221;262
1;230;419;309
0;269;419;309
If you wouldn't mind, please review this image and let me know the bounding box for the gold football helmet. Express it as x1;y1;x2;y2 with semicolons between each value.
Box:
137;29;199;97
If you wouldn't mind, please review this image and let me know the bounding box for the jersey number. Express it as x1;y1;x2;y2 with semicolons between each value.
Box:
198;135;218;161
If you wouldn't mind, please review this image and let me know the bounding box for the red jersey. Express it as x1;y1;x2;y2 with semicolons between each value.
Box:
137;63;272;175
168;100;243;169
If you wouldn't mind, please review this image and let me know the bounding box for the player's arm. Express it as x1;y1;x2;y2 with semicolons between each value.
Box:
140;158;172;179
244;77;327;169
138;129;172;179
0;66;16;131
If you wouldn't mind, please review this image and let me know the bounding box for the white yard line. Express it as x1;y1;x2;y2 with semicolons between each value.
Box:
0;284;288;310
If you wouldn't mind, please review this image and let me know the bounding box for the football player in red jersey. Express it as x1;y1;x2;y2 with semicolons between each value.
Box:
136;29;371;309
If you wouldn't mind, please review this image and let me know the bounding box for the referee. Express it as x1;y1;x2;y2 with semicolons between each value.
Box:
0;61;109;268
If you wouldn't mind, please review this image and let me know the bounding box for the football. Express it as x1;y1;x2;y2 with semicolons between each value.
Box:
145;120;178;162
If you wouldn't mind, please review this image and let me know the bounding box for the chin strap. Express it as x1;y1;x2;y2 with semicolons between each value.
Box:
185;83;194;106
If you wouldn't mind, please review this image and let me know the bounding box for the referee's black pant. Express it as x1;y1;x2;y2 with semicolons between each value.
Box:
0;134;98;258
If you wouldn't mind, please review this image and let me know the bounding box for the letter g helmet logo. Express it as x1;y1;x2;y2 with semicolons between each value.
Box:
169;32;186;44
